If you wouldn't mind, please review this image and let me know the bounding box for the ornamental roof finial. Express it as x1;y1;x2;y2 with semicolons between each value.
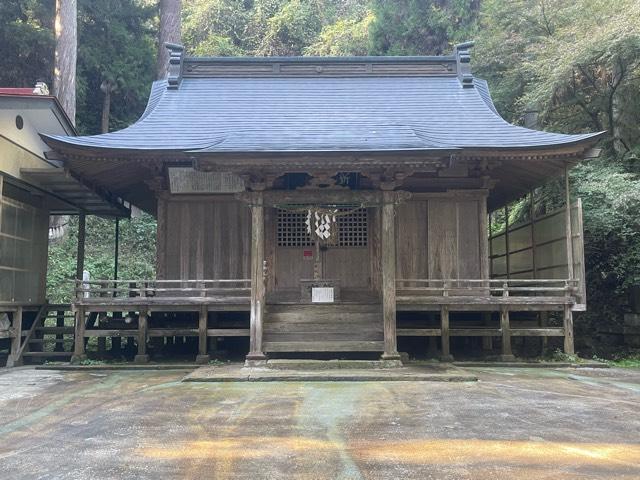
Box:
165;43;185;90
455;41;475;89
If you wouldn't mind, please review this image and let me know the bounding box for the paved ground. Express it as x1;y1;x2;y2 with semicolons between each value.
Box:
0;366;639;479
183;361;478;382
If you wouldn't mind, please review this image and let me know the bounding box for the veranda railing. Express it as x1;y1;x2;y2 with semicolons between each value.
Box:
396;278;579;297
73;279;251;300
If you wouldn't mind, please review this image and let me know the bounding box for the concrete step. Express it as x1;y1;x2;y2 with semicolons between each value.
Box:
264;359;397;370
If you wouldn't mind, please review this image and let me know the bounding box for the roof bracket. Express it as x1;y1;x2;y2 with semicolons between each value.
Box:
455;41;475;89
166;43;185;90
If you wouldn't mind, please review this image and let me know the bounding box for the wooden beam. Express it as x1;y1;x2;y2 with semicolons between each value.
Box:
397;328;441;336
246;192;266;364
451;328;501;336
511;328;565;337
147;328;197;337
207;328;250;336
243;189;385;207
381;190;400;361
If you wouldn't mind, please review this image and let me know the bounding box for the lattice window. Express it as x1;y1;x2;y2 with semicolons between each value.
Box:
277;210;314;247
337;208;368;247
276;207;368;248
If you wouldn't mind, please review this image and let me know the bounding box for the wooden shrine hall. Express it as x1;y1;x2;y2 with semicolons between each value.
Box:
39;43;603;365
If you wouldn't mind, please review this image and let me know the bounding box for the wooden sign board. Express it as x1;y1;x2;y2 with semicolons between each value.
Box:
168;168;245;194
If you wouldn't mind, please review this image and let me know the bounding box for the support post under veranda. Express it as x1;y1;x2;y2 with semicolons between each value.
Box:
563;166;575;355
196;305;210;364
7;307;23;367
499;307;515;361
440;306;453;362
71;213;87;363
134;310;149;364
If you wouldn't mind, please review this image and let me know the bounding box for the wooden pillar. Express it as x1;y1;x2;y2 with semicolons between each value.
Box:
500;307;515;361
563;168;576;357
564;167;574;280
563;305;575;355
156;195;167;280
426;313;438;358
530;190;538;278
71;306;86;363
481;312;493;352
208;312;218;356
540;311;549;354
196;305;210;364
246;191;266;365
479;192;489;279
8;307;23;367
504;206;511;279
76;213;86;281
134;310;149;363
440;306;453;361
381;190;400;361
73;213;86;361
54;310;65;352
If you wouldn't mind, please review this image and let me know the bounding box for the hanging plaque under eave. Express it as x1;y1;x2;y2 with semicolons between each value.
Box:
168;168;245;194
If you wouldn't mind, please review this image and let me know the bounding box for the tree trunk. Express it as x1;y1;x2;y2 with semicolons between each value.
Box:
54;0;77;125
157;0;182;80
100;80;113;134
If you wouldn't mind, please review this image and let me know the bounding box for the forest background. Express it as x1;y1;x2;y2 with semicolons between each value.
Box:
2;0;638;356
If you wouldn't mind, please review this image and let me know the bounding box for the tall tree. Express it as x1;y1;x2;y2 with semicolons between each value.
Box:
369;0;479;55
0;1;54;87
54;0;78;124
157;0;182;79
76;0;156;134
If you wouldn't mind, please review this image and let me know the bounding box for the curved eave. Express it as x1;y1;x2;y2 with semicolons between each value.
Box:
41;133;604;160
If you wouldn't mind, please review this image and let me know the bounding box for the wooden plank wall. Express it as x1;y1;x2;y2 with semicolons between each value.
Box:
0;181;48;304
157;195;251;280
395;193;486;281
489;201;586;308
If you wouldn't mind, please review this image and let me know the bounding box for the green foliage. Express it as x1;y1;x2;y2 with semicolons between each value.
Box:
476;0;640;153
47;214;157;303
76;0;156;134
547;348;580;364
476;0;640;354
305;11;374;56
369;0;479;55
0;0;155;135
0;0;54;87
182;0;370;56
608;354;640;369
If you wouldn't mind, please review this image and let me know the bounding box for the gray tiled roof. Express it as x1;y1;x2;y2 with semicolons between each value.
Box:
44;68;601;153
